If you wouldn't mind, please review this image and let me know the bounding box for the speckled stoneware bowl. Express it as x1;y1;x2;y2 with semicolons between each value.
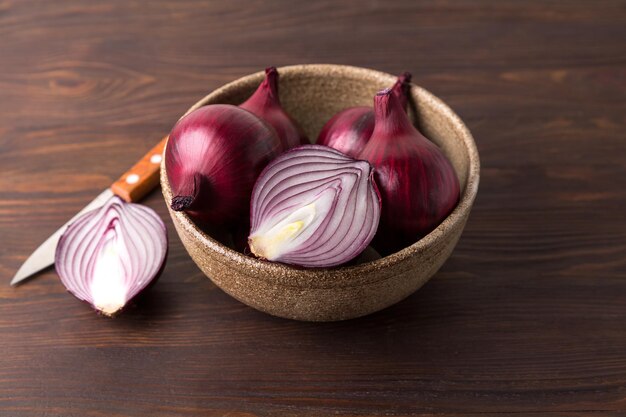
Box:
161;64;480;321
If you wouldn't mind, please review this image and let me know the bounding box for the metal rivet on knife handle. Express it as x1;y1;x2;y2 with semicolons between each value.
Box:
111;137;168;203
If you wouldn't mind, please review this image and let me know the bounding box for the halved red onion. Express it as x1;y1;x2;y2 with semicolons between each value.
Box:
55;196;168;316
248;144;381;268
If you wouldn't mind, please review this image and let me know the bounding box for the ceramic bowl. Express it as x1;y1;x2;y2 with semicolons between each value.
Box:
161;64;480;321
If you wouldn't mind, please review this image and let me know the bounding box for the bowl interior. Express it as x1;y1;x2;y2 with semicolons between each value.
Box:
164;64;479;282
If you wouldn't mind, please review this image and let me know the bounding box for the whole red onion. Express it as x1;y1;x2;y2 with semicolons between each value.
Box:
240;67;308;151
316;72;412;157
358;88;460;254
166;104;281;223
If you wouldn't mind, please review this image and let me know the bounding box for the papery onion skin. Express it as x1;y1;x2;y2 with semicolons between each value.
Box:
248;144;381;268
240;67;309;151
316;107;375;157
166;104;282;223
55;196;168;317
358;88;460;254
316;72;412;157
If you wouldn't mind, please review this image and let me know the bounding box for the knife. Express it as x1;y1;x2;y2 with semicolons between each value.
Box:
10;137;168;286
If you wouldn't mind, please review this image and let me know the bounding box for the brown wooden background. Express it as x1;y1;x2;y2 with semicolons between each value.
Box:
1;1;625;415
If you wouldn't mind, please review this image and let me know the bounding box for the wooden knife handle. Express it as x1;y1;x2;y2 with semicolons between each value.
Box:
111;137;168;203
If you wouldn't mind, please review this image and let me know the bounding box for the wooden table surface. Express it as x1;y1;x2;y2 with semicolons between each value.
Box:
1;1;625;415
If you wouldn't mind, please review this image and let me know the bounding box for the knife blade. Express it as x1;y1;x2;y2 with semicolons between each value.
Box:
10;136;168;286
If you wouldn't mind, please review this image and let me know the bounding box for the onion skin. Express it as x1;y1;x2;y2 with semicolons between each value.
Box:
316;107;375;157
316;72;412;157
166;104;282;223
240;67;309;151
55;196;168;317
358;89;460;254
248;144;381;268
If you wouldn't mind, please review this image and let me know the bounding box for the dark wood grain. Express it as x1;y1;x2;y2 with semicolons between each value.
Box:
1;0;625;415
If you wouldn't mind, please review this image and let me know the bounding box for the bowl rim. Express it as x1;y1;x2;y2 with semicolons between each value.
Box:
161;63;480;286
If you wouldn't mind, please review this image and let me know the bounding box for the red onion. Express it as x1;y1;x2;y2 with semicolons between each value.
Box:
316;72;412;157
166;104;281;223
316;107;374;157
240;67;309;151
55;196;168;316
248;145;381;268
358;88;460;254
